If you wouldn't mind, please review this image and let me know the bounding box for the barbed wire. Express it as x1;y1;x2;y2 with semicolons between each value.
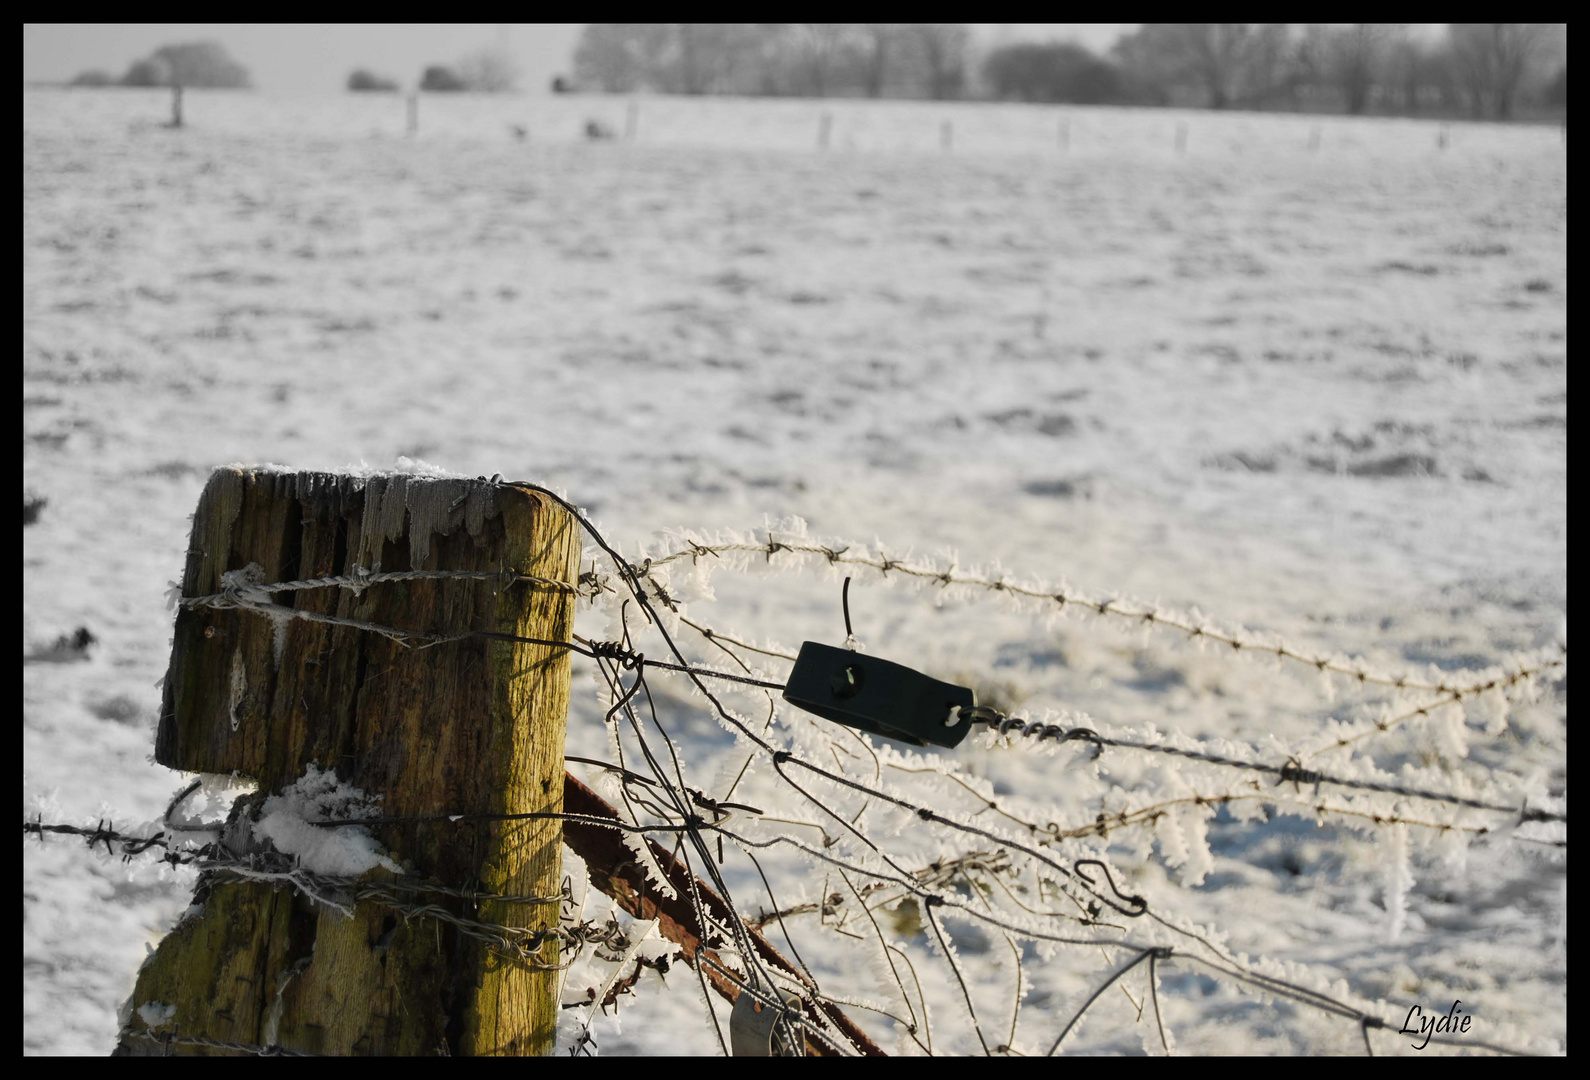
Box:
1299;676;1555;762
707;823;1540;1056
516;481;1561;1056
175;565;579;608
962;707;1568;826
178;556;1562;834
590;555;1565;839
624;560;1565;842
28;780;1552;1057
24;816;675;995
883;763;1563;849
120;1030;321;1057
634;534;1566;699
34;474;1564;1056
178;566;787;692
23;785;1390;1052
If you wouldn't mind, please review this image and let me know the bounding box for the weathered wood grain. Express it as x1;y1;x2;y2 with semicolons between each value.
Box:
118;468;579;1056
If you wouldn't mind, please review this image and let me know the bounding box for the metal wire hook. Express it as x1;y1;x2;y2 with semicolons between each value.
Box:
1073;858;1148;917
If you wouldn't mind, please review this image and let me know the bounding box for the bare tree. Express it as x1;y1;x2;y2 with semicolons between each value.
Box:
570;22;968;100
1306;24;1398;115
1449;23;1560;120
1383;37;1449;114
672;24;761;94
1114;24;1260;109
792;24;858;97
572;24;674;92
739;24;794;96
573;25;638;92
689;24;780;95
1244;24;1295;108
860;24;901;98
1190;24;1256;108
907;24;970;100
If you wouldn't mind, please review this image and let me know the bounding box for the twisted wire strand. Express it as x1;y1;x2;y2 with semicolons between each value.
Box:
638;538;1566;699
180;566;579;603
506;479;1565;1057
31;805;1548;1055
966;709;1567;825
25;818;656;982
120;1030;320;1057
715;824;1539;1056
65;474;1560;1057
880;761;1549;849
179;584;785;691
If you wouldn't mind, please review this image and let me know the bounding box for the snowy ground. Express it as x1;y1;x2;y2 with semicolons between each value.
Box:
23;88;1566;1056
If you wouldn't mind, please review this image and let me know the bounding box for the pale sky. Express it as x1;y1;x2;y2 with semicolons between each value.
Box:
22;24;1135;94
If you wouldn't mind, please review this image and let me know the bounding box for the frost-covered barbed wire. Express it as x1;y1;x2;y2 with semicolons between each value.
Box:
173;565;579;609
1298;669;1557;761
707;822;1538;1056
882;761;1563;849
23;816;669;976
622;520;1567;701
173;557;1564;844
25;753;1554;1057
542;483;1562;1055
23;818;194;863
958;706;1566;826
36;476;1564;1055
175;518;1565;757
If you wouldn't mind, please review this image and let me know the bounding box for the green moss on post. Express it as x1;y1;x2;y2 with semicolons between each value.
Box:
117;468;579;1056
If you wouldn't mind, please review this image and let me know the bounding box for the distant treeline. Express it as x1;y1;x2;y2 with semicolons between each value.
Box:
572;24;1567;121
575;25;972;100
349;49;521;94
67;40;520;96
70;41;250;90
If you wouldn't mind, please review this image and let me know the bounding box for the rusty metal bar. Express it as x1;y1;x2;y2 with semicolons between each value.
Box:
561;772;885;1056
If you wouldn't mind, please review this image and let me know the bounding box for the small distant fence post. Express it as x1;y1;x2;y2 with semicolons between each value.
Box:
170;84;184;129
113;467;580;1056
941;118;953;152
406;91;418;137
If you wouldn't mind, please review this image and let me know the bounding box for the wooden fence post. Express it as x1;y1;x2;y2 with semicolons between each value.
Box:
170;84;184;129
114;467;580;1056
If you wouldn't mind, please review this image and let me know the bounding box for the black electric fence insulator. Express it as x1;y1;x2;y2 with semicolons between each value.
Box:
782;641;975;749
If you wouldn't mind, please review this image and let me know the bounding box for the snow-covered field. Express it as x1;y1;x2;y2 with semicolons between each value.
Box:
23;87;1566;1056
